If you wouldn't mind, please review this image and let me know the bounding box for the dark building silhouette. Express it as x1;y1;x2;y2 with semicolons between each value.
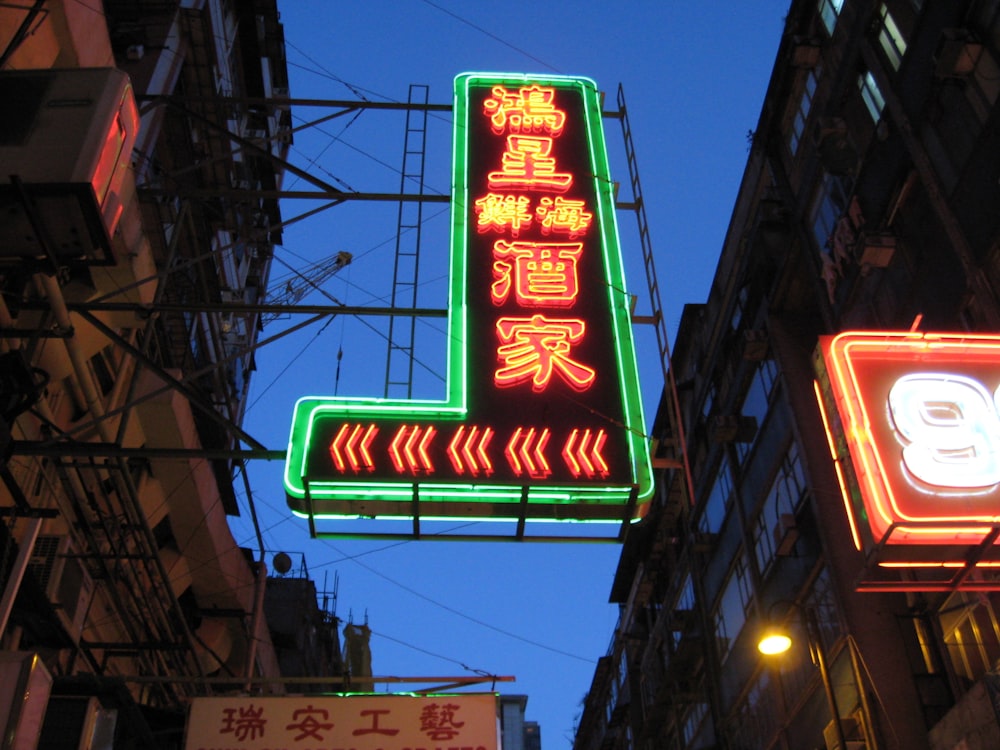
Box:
576;1;1000;749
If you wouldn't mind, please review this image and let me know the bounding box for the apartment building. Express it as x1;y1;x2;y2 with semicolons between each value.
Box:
577;1;1000;749
0;1;341;745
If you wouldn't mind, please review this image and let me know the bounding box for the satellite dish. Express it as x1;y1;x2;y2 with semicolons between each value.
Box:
272;552;292;575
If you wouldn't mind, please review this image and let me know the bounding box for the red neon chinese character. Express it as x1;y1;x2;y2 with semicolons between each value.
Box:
220;705;267;742
419;702;466;742
495;314;596;392
487;136;573;193
474;193;532;235
482;84;566;135
535;196;593;237
286;705;334;741
353;709;400;736
491;240;582;308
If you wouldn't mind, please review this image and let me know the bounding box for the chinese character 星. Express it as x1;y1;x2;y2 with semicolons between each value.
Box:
488;136;573;193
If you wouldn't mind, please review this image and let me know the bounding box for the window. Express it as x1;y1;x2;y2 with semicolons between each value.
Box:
877;4;908;71
681;698;709;746
735;357;780;463
715;553;753;661
725;670;778;750
699;461;733;535
753;442;808;574
790;67;820;154
858;70;887;122
938;590;1000;685
819;0;845;36
810;173;852;253
730;285;749;332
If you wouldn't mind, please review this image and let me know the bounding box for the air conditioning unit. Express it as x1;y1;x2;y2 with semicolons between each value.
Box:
709;415;758;443
935;28;982;78
792;37;822;68
272;86;290;110
0;68;139;262
38;696;117;750
0;653;52;750
773;513;799;556
859;232;896;268
741;329;769;361
824;717;865;750
27;536;95;646
816;117;856;175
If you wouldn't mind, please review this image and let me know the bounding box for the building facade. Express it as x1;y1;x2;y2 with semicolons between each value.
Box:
576;1;1000;749
0;1;343;745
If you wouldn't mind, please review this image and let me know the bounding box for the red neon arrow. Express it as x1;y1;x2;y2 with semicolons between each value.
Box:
448;425;468;474
390;425;436;475
476;426;495;475
505;427;524;475
509;427;551;479
448;425;496;476
344;424;364;472
330;423;380;473
389;425;409;473
329;423;352;472
360;424;378;469
417;425;436;473
562;428;610;478
461;425;481;473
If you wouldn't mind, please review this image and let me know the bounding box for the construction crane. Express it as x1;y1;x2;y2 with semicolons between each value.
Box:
261;250;352;326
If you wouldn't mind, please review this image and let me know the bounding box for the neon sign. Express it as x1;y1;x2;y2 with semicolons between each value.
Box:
283;73;652;532
815;331;1000;552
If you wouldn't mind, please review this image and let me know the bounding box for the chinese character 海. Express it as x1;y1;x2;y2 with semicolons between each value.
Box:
535;196;593;237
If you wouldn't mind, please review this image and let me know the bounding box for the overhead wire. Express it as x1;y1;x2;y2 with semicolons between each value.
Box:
234;1;600;678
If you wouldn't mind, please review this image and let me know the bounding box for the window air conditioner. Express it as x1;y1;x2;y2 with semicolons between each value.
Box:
773;513;799;556
709;415;758;443
27;535;95;646
824;717;865;750
859;232;896;268
741;330;769;361
935;29;982;78
38;696;117;750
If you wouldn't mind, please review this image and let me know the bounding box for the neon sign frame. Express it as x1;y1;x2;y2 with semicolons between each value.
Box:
283;73;653;536
815;331;1000;563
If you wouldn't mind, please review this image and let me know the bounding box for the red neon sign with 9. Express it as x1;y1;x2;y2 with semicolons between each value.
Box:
820;331;1000;546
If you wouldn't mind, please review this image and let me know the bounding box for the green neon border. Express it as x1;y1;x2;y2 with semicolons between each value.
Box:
284;72;653;517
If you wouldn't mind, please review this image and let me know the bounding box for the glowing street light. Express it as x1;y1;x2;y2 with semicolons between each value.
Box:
758;602;848;750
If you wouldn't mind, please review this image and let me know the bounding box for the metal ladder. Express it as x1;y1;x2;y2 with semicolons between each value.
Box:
384;84;429;398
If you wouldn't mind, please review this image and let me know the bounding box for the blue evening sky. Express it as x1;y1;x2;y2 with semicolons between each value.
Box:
232;3;790;746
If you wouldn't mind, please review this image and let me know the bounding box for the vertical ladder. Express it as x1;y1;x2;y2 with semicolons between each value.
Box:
615;83;695;515
384;84;429;398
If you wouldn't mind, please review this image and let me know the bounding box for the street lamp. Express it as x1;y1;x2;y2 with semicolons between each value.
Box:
757;602;849;750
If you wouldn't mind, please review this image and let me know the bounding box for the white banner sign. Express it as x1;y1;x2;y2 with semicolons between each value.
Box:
184;693;498;750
